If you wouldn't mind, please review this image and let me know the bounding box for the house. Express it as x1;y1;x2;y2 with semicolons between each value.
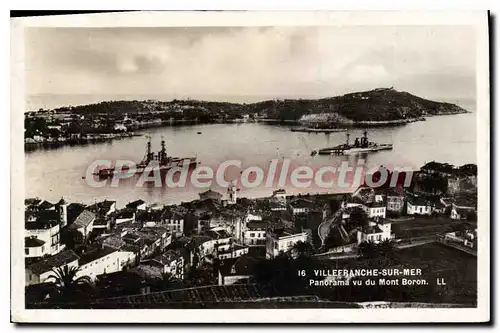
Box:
243;221;267;246
198;189;223;202
406;197;432;215
432;200;447;214
218;255;255;286
272;189;287;204
362;201;386;220
451;205;476;220
356;220;393;245
69;210;96;238
139;249;185;280
217;243;249;260
161;210;185;235
89;200;116;216
92;217;111;233
197;214;212;234
102;235;126;250
38;200;56;211
25;219;63;257
265;226;308;259
270;200;287;212
288;198;316;216
25;249;80;286
420;161;455;177
192;228;232;260
25;237;48;258
126;199;147;211
115;210;136;225
76;246;136;281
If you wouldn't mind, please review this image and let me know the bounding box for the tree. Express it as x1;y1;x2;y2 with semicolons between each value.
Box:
377;239;396;259
328;198;341;214
349;207;369;229
290;241;314;258
357;240;378;259
47;266;92;302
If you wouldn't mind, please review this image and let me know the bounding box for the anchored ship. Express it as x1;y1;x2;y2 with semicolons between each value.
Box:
94;136;198;178
314;131;393;155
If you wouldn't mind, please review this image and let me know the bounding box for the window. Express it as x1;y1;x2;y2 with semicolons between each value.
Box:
25;248;29;255
250;233;255;238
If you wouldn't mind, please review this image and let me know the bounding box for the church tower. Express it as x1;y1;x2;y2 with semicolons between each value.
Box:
227;181;237;205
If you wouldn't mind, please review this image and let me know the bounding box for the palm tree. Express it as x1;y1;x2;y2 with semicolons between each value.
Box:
291;241;313;258
378;239;396;259
47;266;92;302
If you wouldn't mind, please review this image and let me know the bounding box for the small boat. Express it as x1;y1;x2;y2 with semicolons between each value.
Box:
197;132;202;134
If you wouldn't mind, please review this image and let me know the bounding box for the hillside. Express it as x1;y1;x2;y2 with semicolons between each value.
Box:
41;88;468;124
248;88;469;122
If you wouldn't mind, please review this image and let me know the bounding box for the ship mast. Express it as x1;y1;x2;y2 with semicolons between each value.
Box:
160;135;167;164
345;133;350;146
144;135;152;163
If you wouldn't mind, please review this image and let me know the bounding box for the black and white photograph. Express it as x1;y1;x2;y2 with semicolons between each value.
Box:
10;11;490;323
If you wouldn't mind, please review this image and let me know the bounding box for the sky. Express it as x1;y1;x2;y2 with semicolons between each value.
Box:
25;25;476;105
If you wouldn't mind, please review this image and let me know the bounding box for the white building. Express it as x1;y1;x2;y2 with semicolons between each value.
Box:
126;200;147;211
217;243;249;260
356;220;393;244
25;250;80;286
272;189;287;204
362;202;387;219
162;210;184;236
407;197;432;215
266;228;308;259
25;220;63;257
243;221;267;246
227;181;237;205
288;198;316;216
77;246;136;281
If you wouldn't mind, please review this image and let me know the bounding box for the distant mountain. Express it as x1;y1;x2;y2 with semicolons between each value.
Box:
46;87;468;124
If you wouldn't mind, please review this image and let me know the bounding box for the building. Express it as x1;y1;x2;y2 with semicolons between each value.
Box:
272;189;287;204
25;219;63;257
77;246;136;281
265;227;308;259
218;255;255;286
362;201;387;219
243;221;267;246
25;249;80;286
89;200;116;217
217;243;249;260
406;197;432;215
115;210;136;225
136;250;185;280
161;210;185;235
356;220;393;244
25;237;48;258
56;198;68;227
227;181;237;205
68;210;96;238
288;198;316;216
451;203;476;220
126;200;147;211
386;190;405;213
199;189;223;202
